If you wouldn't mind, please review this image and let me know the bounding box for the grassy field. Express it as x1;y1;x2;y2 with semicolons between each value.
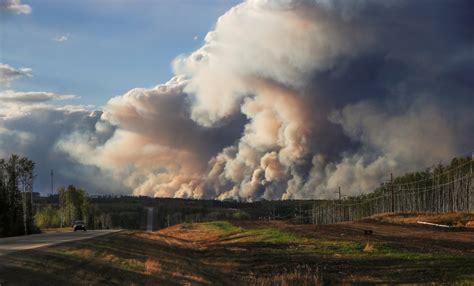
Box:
1;219;473;285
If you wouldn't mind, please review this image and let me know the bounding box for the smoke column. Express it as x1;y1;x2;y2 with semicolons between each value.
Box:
58;0;474;200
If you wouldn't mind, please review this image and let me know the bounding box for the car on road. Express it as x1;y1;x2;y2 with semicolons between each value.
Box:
73;220;87;232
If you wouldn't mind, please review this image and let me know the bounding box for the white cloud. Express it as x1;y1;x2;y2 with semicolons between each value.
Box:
0;90;81;121
0;63;32;85
0;90;80;103
0;0;31;14
53;35;69;43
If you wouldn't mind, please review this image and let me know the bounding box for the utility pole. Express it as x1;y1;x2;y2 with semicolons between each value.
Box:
22;181;27;235
51;169;54;196
390;173;394;213
299;201;302;223
31;175;35;210
60;191;64;229
469;154;473;212
338;187;342;220
333;187;343;222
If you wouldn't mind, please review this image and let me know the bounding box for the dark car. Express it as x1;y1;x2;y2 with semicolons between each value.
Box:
73;220;87;232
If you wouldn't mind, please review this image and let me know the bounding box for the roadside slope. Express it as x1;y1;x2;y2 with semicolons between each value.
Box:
0;220;473;285
0;230;120;256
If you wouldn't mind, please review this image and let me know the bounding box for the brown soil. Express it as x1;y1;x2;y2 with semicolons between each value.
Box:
370;212;474;227
233;219;474;254
1;217;473;285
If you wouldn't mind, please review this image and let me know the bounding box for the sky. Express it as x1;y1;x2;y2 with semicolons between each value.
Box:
1;0;241;106
0;0;473;199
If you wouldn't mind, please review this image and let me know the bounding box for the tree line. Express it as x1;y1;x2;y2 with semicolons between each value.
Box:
35;185;88;229
0;155;36;237
36;185;125;230
0;154;108;235
3;153;472;235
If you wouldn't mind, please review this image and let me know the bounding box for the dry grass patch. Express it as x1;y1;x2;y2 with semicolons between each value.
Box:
158;223;223;243
64;245;145;273
102;253;119;263
370;212;474;227
171;270;208;284
246;264;322;286
363;242;375;252
144;257;161;274
65;248;95;259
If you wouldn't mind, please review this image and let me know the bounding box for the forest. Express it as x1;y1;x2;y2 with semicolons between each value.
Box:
1;154;472;237
0;155;36;237
0;154;98;237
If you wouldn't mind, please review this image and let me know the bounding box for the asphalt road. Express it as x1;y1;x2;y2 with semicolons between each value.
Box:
0;229;120;256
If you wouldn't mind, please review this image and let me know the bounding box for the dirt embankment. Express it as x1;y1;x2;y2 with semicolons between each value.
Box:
1;217;473;285
369;212;474;227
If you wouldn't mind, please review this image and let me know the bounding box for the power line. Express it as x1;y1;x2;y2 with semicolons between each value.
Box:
307;156;473;224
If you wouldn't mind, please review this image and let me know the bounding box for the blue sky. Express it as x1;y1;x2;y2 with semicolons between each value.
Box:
1;0;241;106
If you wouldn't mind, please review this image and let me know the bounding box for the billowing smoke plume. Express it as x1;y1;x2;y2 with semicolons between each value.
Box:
4;0;472;199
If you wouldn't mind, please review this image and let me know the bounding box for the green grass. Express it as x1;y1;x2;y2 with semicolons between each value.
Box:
201;220;242;235
286;239;458;260
239;228;306;243
200;221;305;244
200;221;468;262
